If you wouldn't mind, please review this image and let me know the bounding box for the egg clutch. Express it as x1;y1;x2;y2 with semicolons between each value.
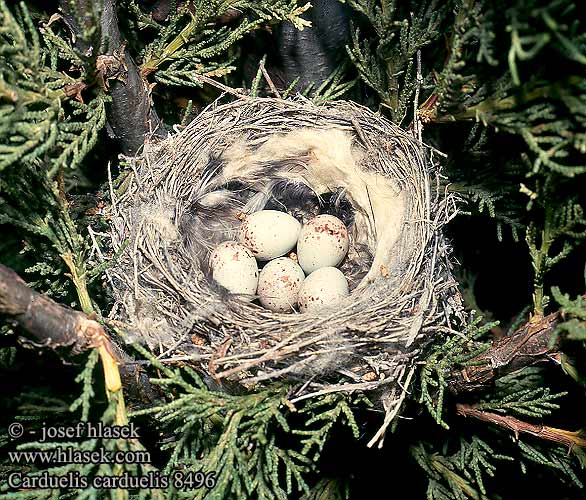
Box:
208;210;351;313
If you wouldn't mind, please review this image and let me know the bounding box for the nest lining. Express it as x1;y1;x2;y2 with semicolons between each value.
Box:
182;126;408;294
108;97;463;437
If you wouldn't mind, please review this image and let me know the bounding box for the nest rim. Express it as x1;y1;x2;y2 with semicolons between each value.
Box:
107;95;462;420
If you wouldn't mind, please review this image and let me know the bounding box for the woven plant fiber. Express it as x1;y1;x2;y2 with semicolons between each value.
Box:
108;96;463;442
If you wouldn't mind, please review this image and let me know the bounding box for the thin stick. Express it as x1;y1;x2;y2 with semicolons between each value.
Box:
413;49;423;142
456;404;586;449
259;59;282;99
368;365;416;448
87;225;116;291
289;378;395;404
194;74;248;98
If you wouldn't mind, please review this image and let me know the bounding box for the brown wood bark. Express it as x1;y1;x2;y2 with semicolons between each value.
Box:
0;264;104;351
59;0;166;156
449;312;560;394
456;403;586;449
0;264;159;403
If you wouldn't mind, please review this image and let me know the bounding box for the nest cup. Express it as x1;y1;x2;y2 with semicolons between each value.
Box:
109;97;462;440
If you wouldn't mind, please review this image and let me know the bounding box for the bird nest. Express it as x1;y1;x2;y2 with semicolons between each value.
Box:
107;96;463;443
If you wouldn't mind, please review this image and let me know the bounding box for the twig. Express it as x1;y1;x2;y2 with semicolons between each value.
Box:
368;365;416;448
413;49;423;142
193;74;248;98
288;378;393;404
259;58;282;99
87;225;116;291
456;403;586;450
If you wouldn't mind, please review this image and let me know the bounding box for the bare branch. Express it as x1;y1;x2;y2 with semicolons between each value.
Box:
0;263;105;351
0;264;159;403
456;403;586;449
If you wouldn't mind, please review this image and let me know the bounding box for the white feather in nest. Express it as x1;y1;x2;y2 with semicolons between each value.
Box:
179;127;405;293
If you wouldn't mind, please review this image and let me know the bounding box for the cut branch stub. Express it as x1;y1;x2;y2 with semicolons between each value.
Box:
0;263;159;401
0;263;103;352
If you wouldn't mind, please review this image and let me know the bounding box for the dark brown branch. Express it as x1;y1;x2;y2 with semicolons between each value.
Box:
59;0;167;156
456;403;586;449
0;263;104;351
449;312;560;394
0;264;158;403
100;0;167;154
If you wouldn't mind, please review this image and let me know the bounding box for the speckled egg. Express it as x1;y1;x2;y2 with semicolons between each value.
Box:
297;214;349;274
257;258;305;313
209;241;258;296
298;267;349;313
239;210;301;261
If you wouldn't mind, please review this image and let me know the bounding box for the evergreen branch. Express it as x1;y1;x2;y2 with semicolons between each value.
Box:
254;61;356;103
140;0;311;90
310;62;357;104
51;95;110;177
129;346;310;499
419;316;495;428
69;348;100;421
412;442;491;500
412;432;584;499
294;394;360;460
40;14;89;73
448;180;523;242
517;440;585;487
527;199;586;315
2;397;164;500
127;344;362;499
299;478;349;500
551;288;586;346
249;54;267;97
474;387;566;418
453;437;513;496
346;0;445;123
0;1;110;173
428;0;586;177
553;290;586;319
